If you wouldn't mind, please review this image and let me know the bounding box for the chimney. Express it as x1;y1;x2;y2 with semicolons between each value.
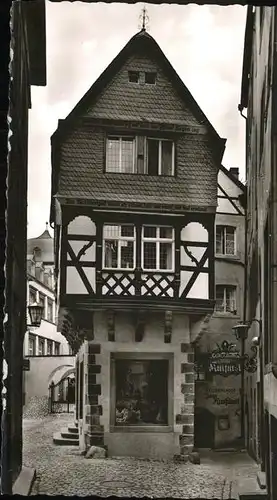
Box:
229;167;239;180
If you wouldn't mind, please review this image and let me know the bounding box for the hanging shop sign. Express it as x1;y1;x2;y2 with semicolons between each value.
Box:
194;340;258;378
208;341;241;377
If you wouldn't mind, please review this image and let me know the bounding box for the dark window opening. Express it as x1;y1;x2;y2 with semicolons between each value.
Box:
147;138;174;176
128;71;139;83
115;359;168;426
145;72;157;84
147;139;159;175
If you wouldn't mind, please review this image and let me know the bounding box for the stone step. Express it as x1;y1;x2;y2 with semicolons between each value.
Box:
61;428;79;440
256;471;267;490
67;426;79;434
238;478;268;500
239;493;268;500
53;432;79;446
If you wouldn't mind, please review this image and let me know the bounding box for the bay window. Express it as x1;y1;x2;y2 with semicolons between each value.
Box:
142;226;174;271
103;224;136;270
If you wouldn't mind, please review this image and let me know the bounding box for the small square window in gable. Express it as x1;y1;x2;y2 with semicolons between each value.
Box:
145;72;157;85
128;70;140;83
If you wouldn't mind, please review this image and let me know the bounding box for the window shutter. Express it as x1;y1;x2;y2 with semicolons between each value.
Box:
137;135;145;174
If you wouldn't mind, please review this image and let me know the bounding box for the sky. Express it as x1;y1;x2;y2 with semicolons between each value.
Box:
27;1;247;239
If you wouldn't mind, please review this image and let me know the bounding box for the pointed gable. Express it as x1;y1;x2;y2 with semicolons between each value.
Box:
85;51;200;126
51;30;226;223
59;30;221;138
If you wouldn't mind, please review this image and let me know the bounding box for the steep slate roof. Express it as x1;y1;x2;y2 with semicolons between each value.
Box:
53;29;224;138
51;29;226;221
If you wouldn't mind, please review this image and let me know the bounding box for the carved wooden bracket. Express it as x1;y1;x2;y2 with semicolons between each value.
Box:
135;310;145;342
164;310;173;343
107;310;115;342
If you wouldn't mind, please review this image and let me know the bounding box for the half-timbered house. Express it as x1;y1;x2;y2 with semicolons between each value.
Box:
194;165;246;450
50;27;226;460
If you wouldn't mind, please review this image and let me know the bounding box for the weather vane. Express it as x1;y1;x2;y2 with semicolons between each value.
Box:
139;4;149;32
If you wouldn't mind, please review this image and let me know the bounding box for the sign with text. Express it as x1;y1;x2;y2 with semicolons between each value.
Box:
208;341;241;377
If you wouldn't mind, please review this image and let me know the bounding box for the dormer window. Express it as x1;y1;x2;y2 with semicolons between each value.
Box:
145;72;157;85
128;71;140;83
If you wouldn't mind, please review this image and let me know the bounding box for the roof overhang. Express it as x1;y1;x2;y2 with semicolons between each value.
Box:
239;6;255;111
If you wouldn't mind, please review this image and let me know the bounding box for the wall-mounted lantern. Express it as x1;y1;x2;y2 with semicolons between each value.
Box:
28;301;44;328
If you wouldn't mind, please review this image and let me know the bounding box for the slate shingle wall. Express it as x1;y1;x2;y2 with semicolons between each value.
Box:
56;51;218;208
58;126;217;207
86;52;199;125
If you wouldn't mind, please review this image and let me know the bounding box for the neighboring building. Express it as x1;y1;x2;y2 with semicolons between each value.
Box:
24;225;74;406
195;165;246;450
239;5;277;499
50;27;226;460
1;0;46;494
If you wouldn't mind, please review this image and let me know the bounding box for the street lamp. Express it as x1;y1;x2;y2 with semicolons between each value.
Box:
28;301;44;327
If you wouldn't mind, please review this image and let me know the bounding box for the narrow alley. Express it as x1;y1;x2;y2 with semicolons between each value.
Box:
24;414;259;498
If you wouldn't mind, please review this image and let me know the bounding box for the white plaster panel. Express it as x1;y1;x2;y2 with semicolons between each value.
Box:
186;273;209;299
83;267;96;293
179;270;193;296
217;197;239;214
67;241;96;262
67;216;96;235
66;267;87;294
181;222;208;242
181;246;207;267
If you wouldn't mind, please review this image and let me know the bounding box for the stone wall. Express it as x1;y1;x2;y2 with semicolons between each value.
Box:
76;311;195;459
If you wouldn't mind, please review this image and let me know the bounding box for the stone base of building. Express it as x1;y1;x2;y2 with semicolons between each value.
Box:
75;311;199;460
104;431;180;459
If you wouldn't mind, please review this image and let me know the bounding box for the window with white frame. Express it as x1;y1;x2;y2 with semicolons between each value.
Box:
142;226;174;271
147;138;175;176
28;335;36;356
29;286;37;305
215;285;237;314
103;224;136;270
106;136;135;173
54;342;60;355
38;292;46;319
47;339;53;355
47;298;54;322
216;226;236;255
38;337;45;356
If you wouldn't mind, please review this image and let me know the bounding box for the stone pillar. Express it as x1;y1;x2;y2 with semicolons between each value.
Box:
178;342;195;458
85;343;105;452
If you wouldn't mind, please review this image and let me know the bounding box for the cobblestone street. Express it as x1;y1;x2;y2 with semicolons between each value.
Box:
23;414;259;498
